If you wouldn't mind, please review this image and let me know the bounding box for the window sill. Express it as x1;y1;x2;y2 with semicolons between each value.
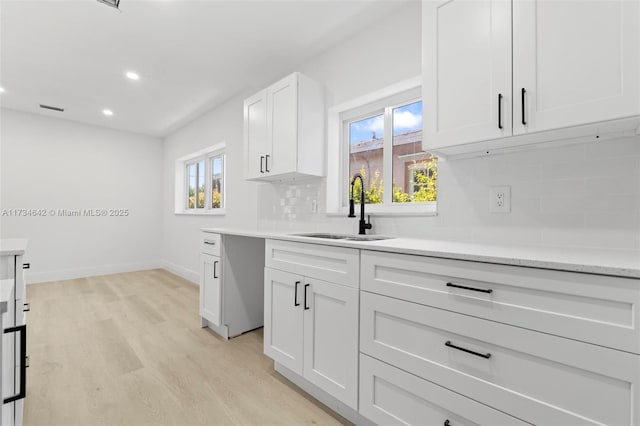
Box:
175;209;226;216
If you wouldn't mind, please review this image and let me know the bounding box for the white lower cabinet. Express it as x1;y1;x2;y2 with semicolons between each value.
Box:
303;276;358;407
359;249;640;426
260;241;640;425
360;291;640;425
263;268;303;373
199;232;265;339
200;253;221;327
360;354;529;426
1;249;28;426
263;240;359;410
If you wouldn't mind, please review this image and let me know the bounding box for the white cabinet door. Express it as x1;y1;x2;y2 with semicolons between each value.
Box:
244;72;324;181
264;268;303;375
513;0;640;135
423;0;512;150
2;286;16;426
200;254;221;327
303;278;358;410
243;89;269;180
268;73;298;176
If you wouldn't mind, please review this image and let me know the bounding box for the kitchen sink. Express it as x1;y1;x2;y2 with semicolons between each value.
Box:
294;233;348;239
343;235;392;241
292;233;394;241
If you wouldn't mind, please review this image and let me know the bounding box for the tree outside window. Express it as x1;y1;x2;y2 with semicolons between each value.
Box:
347;99;437;206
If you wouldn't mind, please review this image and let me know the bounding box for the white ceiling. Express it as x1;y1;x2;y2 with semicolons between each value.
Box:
0;0;408;137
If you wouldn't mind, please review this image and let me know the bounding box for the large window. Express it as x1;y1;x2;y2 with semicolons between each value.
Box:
333;80;437;215
175;143;226;215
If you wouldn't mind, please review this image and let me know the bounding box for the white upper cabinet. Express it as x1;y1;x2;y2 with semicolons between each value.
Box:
423;0;512;149
243;72;325;181
423;0;640;155
512;0;640;134
244;89;268;181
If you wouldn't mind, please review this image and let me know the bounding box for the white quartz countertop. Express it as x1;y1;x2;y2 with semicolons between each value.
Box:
0;239;28;256
201;227;640;279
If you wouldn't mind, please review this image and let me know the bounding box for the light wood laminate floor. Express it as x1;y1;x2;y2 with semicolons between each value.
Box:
24;269;349;426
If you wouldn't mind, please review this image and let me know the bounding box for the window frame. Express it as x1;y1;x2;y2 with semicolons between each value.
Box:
175;142;226;215
326;76;437;216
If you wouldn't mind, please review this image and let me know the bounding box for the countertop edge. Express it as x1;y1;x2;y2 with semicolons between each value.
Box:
201;228;640;279
0;238;28;256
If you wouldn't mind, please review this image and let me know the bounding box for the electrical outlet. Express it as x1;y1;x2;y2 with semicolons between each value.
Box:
490;185;511;213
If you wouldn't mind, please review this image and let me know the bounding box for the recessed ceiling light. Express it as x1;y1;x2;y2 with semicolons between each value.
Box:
0;87;5;93
102;109;114;116
125;71;140;81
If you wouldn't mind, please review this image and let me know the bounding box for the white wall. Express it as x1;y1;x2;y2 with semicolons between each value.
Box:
0;109;164;282
6;2;635;285
163;0;639;281
161;93;258;282
256;1;640;252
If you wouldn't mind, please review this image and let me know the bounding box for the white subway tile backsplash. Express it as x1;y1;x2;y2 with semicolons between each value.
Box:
258;136;640;251
541;194;592;214
585;136;640;159
586;175;640;195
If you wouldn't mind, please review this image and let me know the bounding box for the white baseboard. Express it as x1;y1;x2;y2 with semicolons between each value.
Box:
159;260;199;285
27;260;162;284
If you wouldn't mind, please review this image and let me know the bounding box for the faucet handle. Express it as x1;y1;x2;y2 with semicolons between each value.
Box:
365;215;373;230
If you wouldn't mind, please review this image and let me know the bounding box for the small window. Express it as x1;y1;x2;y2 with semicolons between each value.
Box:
175;143;226;215
210;155;224;209
338;83;437;214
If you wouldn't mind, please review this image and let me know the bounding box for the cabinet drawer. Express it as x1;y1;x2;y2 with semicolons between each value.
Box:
360;354;529;426
361;250;640;354
265;240;359;288
361;291;640;426
201;233;221;256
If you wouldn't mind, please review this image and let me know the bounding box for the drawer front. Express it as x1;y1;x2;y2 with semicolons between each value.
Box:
265;240;359;288
202;233;221;256
361;250;640;354
360;354;529;426
361;291;640;426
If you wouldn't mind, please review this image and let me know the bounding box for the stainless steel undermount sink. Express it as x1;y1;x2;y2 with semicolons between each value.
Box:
292;233;394;242
343;235;391;241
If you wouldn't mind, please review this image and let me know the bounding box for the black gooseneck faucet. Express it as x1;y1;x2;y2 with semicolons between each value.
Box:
348;173;372;235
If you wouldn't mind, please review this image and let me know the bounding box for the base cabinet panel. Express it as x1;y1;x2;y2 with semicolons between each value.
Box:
200;253;221;327
264;253;359;411
304;279;358;409
264;268;303;375
360;291;640;426
359;354;529;426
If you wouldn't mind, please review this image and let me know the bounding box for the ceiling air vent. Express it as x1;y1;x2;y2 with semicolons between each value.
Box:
96;0;120;10
39;104;64;112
